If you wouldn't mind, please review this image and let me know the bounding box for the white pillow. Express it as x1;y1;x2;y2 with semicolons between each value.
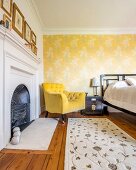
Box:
113;81;128;88
126;78;136;86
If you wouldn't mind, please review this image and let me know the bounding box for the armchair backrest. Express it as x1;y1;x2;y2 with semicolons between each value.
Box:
42;83;65;93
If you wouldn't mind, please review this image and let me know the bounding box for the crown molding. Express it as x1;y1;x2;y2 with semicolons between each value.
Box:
44;27;136;35
26;0;45;32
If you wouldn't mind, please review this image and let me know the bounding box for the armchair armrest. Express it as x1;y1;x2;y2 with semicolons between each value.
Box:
77;92;86;99
45;91;68;113
48;92;68;103
64;91;86;110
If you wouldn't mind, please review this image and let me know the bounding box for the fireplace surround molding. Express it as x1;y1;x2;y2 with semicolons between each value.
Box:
0;26;41;150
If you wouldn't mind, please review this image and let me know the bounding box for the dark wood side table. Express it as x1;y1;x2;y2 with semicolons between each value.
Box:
82;96;107;115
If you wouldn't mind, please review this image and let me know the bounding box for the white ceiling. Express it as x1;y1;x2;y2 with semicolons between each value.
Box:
33;0;136;34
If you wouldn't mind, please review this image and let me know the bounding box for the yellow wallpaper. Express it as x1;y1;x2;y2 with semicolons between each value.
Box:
43;34;136;95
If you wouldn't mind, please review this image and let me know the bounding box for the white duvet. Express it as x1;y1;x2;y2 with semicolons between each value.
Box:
104;81;136;113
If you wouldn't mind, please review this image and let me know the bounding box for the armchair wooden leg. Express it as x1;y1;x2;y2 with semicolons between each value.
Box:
45;111;48;118
61;114;66;124
61;114;64;124
80;110;84;115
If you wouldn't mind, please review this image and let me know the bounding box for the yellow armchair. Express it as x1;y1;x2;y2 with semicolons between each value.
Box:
42;83;85;119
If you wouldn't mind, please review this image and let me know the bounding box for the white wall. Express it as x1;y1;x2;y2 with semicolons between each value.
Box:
0;31;4;150
0;0;44;113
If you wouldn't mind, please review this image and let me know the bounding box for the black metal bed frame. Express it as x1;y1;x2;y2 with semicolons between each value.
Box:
100;74;136;116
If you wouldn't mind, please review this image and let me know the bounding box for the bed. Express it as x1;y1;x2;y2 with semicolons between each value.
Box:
100;74;136;116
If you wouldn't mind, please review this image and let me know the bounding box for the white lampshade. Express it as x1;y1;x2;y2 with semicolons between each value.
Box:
91;77;100;87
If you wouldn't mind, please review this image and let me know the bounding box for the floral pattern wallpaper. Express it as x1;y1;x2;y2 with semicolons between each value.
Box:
43;35;136;94
65;118;136;170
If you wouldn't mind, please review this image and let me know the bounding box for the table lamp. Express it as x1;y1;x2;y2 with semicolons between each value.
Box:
91;77;100;96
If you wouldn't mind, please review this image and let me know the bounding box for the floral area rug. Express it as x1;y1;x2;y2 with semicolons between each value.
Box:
65;118;136;170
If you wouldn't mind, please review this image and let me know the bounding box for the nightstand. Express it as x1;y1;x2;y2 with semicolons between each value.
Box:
82;96;106;115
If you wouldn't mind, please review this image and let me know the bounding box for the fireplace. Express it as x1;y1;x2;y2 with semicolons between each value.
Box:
0;26;40;150
11;84;30;130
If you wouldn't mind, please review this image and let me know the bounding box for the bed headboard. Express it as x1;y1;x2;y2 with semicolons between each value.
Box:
100;74;136;97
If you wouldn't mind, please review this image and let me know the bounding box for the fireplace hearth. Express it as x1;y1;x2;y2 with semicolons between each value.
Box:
11;84;30;131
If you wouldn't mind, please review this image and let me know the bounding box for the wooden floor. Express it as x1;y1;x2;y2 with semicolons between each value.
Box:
0;112;136;170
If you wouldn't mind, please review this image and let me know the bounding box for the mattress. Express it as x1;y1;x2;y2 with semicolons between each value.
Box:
104;81;136;113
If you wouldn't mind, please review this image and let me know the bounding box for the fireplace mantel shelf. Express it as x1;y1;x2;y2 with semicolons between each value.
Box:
0;26;41;64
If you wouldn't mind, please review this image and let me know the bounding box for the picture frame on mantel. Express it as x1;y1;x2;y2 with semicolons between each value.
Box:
3;14;11;30
31;31;36;45
31;43;37;55
24;21;31;44
12;3;24;38
1;0;12;17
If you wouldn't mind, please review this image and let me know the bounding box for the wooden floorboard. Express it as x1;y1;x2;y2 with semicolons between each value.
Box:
8;154;33;170
57;125;67;170
0;112;136;170
0;153;5;159
26;154;46;170
1;149;53;155
0;153;17;170
41;155;51;170
109;113;136;139
46;124;65;170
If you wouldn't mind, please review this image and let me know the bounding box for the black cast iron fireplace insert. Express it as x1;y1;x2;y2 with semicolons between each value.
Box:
11;84;30;131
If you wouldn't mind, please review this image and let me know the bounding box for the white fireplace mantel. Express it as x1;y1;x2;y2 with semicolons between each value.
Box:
0;26;41;150
0;26;41;64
